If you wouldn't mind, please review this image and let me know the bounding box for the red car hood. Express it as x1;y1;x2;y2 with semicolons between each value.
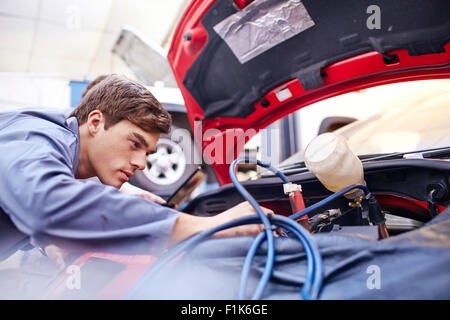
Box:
168;0;450;185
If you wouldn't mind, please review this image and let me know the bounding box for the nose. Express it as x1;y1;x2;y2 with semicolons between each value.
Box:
131;151;147;171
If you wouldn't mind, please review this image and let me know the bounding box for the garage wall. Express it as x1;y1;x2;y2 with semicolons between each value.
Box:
0;73;72;112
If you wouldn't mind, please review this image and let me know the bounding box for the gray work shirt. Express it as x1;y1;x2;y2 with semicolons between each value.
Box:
0;109;179;257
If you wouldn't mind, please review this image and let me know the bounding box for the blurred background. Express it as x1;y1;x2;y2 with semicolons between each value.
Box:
0;0;188;110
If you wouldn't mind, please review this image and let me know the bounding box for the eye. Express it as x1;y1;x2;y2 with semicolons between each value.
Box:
131;141;140;149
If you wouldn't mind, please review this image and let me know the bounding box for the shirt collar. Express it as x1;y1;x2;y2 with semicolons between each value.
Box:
66;116;80;176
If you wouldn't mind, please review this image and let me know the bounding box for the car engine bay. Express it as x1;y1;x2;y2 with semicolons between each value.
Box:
184;157;450;240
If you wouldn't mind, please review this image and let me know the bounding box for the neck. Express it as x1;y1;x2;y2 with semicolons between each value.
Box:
76;124;96;179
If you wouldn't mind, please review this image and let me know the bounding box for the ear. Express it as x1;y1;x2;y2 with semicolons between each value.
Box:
86;110;104;136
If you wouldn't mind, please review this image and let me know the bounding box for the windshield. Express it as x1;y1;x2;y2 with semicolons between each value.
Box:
337;90;450;155
280;80;450;168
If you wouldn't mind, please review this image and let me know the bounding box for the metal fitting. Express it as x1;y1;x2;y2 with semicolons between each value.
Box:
348;194;364;208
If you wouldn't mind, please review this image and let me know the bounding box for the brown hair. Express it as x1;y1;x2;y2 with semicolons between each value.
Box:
69;74;172;134
81;74;108;98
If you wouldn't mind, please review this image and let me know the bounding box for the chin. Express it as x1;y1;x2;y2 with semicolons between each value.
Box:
113;180;124;189
107;182;122;189
98;176;122;189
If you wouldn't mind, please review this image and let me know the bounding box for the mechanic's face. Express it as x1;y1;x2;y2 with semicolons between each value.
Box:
87;112;159;188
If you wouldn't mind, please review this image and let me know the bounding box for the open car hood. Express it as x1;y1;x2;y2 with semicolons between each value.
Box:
167;0;450;184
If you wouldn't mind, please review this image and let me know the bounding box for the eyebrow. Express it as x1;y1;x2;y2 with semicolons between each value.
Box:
129;131;149;148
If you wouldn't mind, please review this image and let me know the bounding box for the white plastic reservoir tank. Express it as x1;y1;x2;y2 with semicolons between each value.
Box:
304;132;365;199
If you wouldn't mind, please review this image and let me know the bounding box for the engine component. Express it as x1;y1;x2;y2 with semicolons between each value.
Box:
368;194;389;239
308;209;342;233
283;182;310;232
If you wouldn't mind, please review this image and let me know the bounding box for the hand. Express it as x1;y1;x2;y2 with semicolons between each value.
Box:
169;202;277;245
211;201;274;238
119;182;167;205
44;244;68;271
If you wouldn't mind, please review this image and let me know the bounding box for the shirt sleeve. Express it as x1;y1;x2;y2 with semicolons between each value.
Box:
0;135;179;255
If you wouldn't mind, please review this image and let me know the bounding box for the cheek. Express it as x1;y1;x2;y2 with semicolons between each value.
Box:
93;140;129;171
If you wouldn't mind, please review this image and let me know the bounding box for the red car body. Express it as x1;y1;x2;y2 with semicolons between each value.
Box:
167;0;450;185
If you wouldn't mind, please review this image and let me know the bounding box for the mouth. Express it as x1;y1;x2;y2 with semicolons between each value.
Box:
119;170;133;182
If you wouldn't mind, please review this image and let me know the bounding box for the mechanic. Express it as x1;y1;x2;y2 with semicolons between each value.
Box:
0;74;271;266
81;74;167;204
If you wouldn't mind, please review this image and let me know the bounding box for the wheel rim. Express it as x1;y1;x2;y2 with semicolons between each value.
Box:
143;138;187;185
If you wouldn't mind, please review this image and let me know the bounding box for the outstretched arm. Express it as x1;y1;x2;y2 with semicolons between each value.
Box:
45;201;273;269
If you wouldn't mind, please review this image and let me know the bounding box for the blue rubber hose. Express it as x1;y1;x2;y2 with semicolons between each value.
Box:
128;158;369;300
230;159;368;300
238;216;319;299
127;214;322;300
229;158;287;299
127;214;263;299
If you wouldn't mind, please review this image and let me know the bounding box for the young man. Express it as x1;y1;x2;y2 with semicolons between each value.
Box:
0;74;271;264
81;74;167;204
